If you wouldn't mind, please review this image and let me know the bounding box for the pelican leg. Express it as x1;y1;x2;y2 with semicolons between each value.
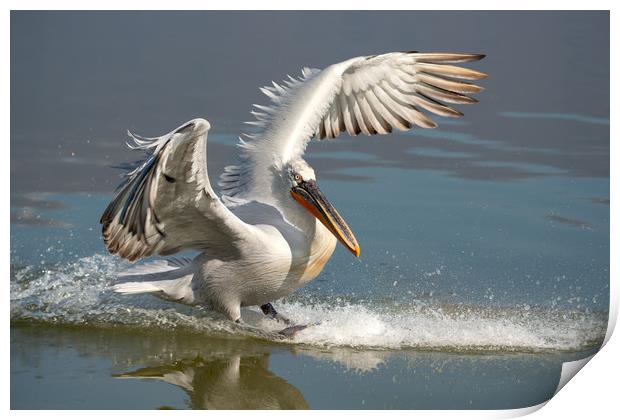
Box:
260;303;292;325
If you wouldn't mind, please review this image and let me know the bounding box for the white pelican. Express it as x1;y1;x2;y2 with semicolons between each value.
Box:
101;51;486;336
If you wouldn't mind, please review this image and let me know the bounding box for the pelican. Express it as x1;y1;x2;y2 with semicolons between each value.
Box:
101;51;486;336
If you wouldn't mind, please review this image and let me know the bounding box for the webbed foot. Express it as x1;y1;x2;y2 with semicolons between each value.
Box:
260;303;291;325
278;324;308;337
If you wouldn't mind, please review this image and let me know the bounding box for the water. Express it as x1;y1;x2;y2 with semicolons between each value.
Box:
10;11;609;409
10;252;606;352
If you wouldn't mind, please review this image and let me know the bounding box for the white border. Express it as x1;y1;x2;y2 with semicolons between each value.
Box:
4;2;616;419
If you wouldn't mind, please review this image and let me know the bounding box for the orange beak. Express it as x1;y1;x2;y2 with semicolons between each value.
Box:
291;180;360;257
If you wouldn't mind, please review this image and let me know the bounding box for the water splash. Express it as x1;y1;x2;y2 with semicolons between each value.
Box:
10;254;607;353
265;301;605;352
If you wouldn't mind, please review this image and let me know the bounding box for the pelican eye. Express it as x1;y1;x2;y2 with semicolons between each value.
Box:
294;174;302;182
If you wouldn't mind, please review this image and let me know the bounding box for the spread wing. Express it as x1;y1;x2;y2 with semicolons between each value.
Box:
316;52;487;138
101;118;255;261
219;51;486;203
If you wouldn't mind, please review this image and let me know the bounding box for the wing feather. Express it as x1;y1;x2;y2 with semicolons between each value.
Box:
370;87;409;131
330;100;342;138
324;105;334;139
101;119;254;261
338;93;356;136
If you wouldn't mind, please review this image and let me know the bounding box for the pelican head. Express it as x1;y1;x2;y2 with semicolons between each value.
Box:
285;159;360;257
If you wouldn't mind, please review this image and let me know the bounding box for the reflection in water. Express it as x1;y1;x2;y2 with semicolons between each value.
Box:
11;324;313;409
116;354;308;409
11;324;600;409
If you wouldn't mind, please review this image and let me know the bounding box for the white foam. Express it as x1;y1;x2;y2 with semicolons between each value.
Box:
10;254;607;353
248;301;605;352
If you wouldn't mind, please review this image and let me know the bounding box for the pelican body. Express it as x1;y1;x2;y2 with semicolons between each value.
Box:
101;52;486;332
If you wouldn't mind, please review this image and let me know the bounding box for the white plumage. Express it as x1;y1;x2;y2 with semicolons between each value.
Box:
101;51;486;333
